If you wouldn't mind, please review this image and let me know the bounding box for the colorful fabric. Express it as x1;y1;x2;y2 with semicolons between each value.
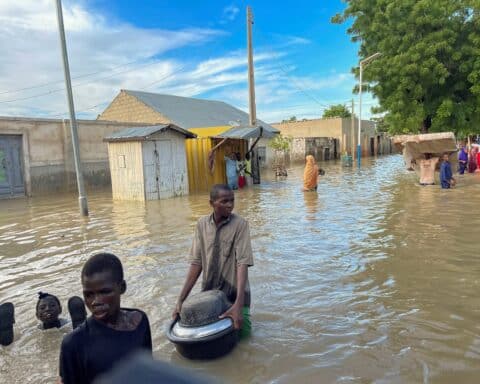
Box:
303;155;319;191
239;306;251;339
468;148;477;173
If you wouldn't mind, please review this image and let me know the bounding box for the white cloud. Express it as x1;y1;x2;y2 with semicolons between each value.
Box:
0;1;372;123
0;0;221;117
220;5;240;24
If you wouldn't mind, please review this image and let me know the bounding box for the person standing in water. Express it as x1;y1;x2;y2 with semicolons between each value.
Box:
418;153;439;186
303;155;319;191
458;146;468;174
172;184;254;338
440;153;456;189
224;153;238;190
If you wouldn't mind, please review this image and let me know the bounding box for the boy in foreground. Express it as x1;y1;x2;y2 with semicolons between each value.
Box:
172;184;254;338
59;253;152;384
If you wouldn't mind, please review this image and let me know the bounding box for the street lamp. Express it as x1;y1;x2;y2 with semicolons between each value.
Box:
357;52;381;167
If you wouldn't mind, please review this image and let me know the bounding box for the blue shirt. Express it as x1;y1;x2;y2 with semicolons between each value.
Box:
440;161;453;188
458;149;468;162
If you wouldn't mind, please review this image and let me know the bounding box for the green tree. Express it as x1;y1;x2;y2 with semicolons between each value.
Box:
322;104;352;118
332;0;480;136
268;135;293;152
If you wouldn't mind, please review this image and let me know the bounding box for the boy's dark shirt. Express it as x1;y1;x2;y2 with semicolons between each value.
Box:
59;308;152;384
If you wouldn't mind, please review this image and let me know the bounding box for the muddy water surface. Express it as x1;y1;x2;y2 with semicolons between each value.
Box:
1;155;480;383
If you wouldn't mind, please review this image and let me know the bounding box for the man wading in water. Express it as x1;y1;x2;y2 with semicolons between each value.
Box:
172;184;254;338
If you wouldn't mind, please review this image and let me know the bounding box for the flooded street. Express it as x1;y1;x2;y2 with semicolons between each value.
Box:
1;154;480;383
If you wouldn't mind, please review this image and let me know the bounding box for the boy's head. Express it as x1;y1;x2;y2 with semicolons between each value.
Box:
245;153;250;161
36;292;62;327
81;253;126;324
442;152;450;161
209;184;234;220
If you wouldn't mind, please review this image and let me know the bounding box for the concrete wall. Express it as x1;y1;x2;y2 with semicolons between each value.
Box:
0;116;146;196
272;117;391;159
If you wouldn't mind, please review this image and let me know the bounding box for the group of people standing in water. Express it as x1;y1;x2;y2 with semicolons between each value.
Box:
458;144;480;175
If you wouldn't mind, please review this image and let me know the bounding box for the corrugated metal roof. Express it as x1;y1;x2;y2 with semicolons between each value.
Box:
216;125;277;139
104;124;196;142
123;90;279;135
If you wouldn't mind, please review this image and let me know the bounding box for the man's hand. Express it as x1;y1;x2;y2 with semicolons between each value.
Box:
219;303;243;330
172;301;182;320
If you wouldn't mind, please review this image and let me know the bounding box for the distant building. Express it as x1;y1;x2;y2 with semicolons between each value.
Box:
98;90;279;193
271;117;392;162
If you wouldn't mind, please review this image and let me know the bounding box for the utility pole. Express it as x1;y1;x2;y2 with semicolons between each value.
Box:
55;0;88;216
247;6;257;126
351;98;355;159
247;6;260;184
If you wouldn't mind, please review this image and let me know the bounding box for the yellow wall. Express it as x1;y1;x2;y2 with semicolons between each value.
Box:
185;137;247;194
188;126;231;138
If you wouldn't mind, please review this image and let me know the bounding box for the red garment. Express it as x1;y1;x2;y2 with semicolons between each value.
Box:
238;175;246;188
476;152;480;171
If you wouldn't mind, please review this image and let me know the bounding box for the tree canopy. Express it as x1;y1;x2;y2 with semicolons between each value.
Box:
322;104;352;118
332;0;480;137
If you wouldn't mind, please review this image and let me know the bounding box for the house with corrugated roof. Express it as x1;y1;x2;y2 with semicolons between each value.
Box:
98;90;279;193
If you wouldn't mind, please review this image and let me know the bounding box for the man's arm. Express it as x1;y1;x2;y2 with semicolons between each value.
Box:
219;264;248;330
172;264;202;319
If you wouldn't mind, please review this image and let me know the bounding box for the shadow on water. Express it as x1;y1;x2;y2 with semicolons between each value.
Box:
1;154;480;383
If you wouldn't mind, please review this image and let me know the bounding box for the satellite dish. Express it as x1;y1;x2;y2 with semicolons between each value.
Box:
228;120;241;127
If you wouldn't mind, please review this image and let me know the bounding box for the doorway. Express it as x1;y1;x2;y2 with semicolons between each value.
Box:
0;135;25;197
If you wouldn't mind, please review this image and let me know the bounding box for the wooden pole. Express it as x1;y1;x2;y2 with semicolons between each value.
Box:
351;98;355;159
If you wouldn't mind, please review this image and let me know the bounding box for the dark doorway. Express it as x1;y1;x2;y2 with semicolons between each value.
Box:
370;137;375;156
0;135;25;197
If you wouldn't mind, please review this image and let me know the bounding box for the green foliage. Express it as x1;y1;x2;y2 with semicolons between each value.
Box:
333;0;480;136
268;135;293;152
281;116;297;123
322;104;352;118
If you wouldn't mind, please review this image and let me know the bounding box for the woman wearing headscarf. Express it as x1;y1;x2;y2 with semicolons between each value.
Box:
303;155;319;191
468;146;478;173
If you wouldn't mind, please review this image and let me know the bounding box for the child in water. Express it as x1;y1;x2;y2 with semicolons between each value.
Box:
59;252;152;384
36;292;68;330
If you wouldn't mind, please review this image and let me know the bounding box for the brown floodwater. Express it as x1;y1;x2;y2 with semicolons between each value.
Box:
1;154;480;384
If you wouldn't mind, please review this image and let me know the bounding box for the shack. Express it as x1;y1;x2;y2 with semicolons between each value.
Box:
97;90;279;193
104;124;195;201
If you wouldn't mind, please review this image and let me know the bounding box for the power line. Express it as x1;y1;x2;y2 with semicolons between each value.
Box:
0;57;164;96
0;59;173;104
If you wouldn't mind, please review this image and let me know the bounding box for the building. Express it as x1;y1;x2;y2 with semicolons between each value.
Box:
104;124;195;201
0;116;147;198
271;117;392;162
98;90;279;193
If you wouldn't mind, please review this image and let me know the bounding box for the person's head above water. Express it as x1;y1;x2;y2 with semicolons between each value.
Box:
81;252;126;325
36;292;62;329
209;184;234;221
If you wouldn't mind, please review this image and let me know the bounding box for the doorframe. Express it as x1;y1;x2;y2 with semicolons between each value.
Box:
0;130;31;196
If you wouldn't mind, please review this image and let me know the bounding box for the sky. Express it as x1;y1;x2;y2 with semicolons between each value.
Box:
0;0;378;123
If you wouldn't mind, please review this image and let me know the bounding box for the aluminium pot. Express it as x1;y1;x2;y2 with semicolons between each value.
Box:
167;290;239;360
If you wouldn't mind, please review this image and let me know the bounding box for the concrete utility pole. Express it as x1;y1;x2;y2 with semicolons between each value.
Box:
247;6;260;184
351;98;355;159
357;52;381;168
55;0;88;216
247;6;257;126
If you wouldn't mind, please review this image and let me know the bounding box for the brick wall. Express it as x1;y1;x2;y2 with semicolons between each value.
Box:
97;90;171;124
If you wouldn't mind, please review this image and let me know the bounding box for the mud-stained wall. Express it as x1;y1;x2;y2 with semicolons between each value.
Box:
0;117;149;196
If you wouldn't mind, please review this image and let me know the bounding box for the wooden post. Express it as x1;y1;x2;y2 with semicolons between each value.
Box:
351;98;355;159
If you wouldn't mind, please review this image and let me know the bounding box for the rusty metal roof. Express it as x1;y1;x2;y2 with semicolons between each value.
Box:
216;125;277;139
104;124;196;142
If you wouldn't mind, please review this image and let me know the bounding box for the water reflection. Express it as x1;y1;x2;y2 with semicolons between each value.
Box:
1;155;480;383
